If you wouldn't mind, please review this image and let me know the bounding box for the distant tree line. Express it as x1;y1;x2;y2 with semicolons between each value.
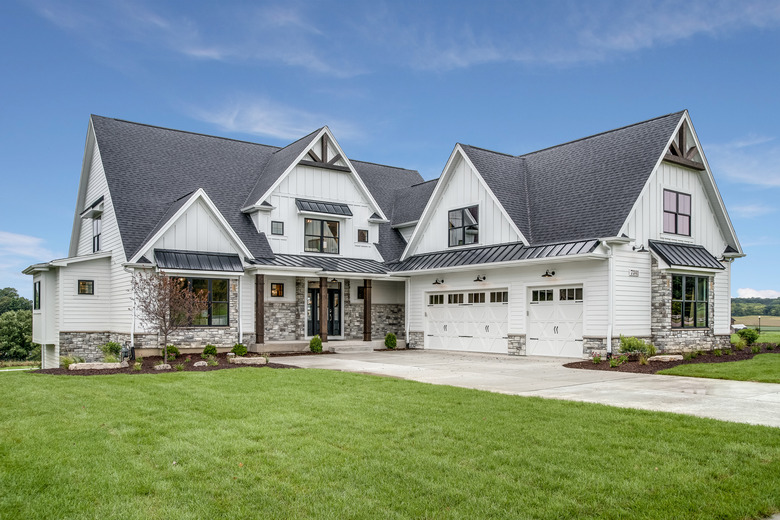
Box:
0;288;35;361
731;297;780;317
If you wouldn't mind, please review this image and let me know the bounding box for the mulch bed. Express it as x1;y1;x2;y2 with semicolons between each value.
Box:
34;353;299;376
565;343;779;374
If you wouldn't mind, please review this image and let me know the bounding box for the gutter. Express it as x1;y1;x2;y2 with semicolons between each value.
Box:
599;237;628;356
389;252;608;276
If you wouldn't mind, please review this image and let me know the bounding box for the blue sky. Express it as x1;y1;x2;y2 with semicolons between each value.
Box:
1;0;779;299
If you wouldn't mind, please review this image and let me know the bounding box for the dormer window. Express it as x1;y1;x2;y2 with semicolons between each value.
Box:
663;190;691;236
304;218;339;254
448;206;479;247
92;216;102;252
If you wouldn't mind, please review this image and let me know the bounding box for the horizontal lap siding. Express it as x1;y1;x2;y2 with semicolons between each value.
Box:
61;258;112;331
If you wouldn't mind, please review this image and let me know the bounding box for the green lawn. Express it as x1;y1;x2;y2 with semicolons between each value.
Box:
659;353;780;384
1;369;779;519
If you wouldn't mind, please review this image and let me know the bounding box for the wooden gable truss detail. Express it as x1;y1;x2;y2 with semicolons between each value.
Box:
664;122;705;171
300;135;350;172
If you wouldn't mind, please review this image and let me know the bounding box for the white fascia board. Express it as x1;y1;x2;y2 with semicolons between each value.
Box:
667;265;726;275
240;203;275;214
297;209;351;220
50;251;114;267
253;127;389;221
22;264;52;275
129;188;253;263
68;119;97;257
368;217;390;224
245;265;321;277
389;252;607;276
599;236;632;245
122;262;155;270
400;145;527;261
391;220;418;229
157;268;244;278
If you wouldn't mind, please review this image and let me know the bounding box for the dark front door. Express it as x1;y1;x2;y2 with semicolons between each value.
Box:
307;287;341;336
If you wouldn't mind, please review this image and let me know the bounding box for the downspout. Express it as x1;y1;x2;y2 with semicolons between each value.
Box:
604;242;615;356
238;275;243;345
404;277;411;348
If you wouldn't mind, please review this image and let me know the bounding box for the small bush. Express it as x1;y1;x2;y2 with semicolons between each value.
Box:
385;332;397;350
133;362;142;371
309;335;323;353
737;328;760;346
203;344;218;357
751;345;761;354
231;343;248;356
104;354;118;363
609;355;628;368
766;343;776;351
713;349;722;356
733;339;746;351
639;354;648;365
591;353;602;364
163;345;180;360
175;364;184;371
207;358;218;367
99;341;122;357
724;348;733;356
619;336;655;356
60;356;75;369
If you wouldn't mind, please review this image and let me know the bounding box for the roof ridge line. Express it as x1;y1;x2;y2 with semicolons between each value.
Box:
409;178;438;187
350;158;420;172
518;110;686;158
270;126;324;155
460;143;517;158
90;115;282;149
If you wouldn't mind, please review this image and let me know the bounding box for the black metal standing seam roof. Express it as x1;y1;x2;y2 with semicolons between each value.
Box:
648;240;724;270
388;239;600;272
295;198;353;216
155;249;244;272
249;254;388;274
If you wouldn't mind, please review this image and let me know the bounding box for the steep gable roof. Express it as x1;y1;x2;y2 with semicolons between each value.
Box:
390;179;438;226
91;115;276;260
456;111;685;245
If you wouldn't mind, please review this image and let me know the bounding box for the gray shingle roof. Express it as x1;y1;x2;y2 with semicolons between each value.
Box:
649;240;724;270
92;116;277;260
390;179;438;226
458;111;685;245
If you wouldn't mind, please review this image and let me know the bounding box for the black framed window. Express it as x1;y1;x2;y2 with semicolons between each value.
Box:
78;280;94;295
271;283;284;297
304;218;339;254
663;190;691;236
33;281;40;310
271;221;284;235
671;275;708;328
92;216;102;252
357;229;368;243
357;286;365;300
448;206;479;247
180;278;229;327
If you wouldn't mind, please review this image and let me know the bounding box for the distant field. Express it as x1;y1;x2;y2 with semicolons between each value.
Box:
732;315;780;328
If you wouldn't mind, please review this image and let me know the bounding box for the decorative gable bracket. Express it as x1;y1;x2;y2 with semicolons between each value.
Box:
664;122;705;171
300;134;350;172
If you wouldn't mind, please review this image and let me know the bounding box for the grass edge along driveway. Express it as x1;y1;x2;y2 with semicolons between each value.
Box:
659;353;780;384
1;368;779;520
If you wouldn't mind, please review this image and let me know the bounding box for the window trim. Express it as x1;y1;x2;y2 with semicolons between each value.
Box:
180;277;230;327
663;189;691;236
271;221;284;236
448;205;480;247
671;274;708;329
77;280;94;295
304;218;340;254
357;229;369;243
33;281;41;310
270;283;284;297
92;216;102;253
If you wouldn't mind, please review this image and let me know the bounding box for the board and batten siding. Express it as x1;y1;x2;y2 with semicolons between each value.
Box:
76;141;123;258
349;279;404;305
406;259;608;339
612;244;652;336
256;164;383;260
621;162;728;254
59;258;112;331
408;155;520;257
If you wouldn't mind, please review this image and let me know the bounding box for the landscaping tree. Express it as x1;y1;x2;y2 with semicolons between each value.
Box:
0;287;32;316
0;310;33;360
132;270;209;363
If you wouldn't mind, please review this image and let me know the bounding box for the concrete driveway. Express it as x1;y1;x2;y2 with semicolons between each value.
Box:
274;350;780;428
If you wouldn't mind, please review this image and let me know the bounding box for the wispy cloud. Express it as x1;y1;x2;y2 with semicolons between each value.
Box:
707;135;780;187
0;231;61;299
730;204;776;218
737;288;780;298
189;97;361;141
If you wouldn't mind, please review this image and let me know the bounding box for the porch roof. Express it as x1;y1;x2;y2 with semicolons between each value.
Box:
648;240;724;270
154;249;244;272
249;254;388;274
387;239;600;272
295;198;353;217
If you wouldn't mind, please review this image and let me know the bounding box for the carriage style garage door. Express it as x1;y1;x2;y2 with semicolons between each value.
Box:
527;286;584;357
425;291;509;353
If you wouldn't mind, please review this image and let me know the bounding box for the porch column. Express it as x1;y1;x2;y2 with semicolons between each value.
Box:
363;279;372;341
255;274;264;344
319;276;328;342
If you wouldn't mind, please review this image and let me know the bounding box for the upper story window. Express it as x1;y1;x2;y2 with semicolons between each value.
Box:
271;221;284;236
671;275;708;328
357;229;368;243
304;218;339;254
448;206;479;247
663;190;691;236
92;216;102;252
33;281;41;310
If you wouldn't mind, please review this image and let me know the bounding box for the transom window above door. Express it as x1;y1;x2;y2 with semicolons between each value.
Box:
448;206;479;247
304;218;339;254
663;190;691;236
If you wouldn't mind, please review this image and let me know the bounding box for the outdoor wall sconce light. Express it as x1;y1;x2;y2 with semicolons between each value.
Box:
473;275;486;282
329;278;338;283
632;244;648;252
432;278;444;285
541;269;555;278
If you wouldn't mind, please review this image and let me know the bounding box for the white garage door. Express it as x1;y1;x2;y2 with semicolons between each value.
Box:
527;286;584;358
425;291;508;353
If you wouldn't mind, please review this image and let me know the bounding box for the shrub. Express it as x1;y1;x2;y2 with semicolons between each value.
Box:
231;343;248;356
60;356;76;369
203;344;218;357
724;348;733;356
609;355;628;368
207;358;218;367
737;328;760;346
639;354;648;365
733;339;746;351
175;363;184;371
751;345;761;354
591;353;602;364
683;352;693;361
104;354;118;363
619;336;655;356
309;335;323;353
26;344;41;361
385;332;397;350
133;362;142;371
713;349;722;356
99;341;122;357
766;343;776;351
163;345;180;360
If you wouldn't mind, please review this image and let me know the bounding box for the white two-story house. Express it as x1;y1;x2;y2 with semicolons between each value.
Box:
25;111;742;367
